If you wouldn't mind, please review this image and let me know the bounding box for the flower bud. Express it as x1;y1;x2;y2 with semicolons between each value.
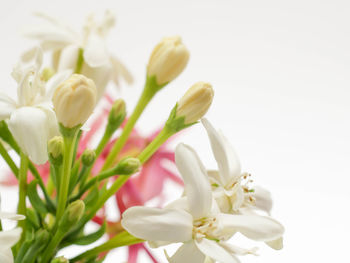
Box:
176;82;214;124
115;157;141;175
81;149;96;167
48;136;64;165
107;99;126;132
59;200;85;232
147;36;189;86
50;257;69;263
53;74;97;128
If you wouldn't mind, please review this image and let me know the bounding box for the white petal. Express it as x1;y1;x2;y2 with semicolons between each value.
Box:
110;55;133;86
175;143;212;219
0;93;16;120
83;33;109;67
8;107;50;164
195;238;240;263
0;228;22;248
121;207;193;243
253;186;273;214
44;70;72;100
166;241;206;263
57;44;80;71
266;237;283;250
81;62;112;101
0;212;25;221
202;118;241;185
0;248;14;263
35;105;59;139
218;213;285;242
220;242;258;256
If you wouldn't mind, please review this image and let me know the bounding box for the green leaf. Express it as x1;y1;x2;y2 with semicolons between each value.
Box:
27;180;48;215
72;221;107;245
84;184;99;208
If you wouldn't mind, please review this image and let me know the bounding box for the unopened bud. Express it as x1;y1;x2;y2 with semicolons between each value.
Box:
176;82;214;124
107;99;126;132
53;74;97;128
81;149;96;167
48;136;64;165
115;157;141;175
147;36;189;86
59;200;85;232
50;257;69;263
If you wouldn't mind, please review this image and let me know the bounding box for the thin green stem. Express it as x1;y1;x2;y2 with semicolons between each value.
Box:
101;88;155;171
17;152;28;243
95;129;113;157
56;131;78;222
70;231;143;262
72;127;173;232
0;141;18;177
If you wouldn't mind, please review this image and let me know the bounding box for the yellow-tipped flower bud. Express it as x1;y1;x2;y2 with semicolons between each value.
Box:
147;36;190;86
81;149;96;167
176;82;214;124
107;99;126;132
115;157;141;175
53;74;97;128
59;200;85;232
48;136;64;165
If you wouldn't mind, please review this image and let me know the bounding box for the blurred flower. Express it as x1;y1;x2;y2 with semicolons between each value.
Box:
0;48;70;164
53;74;97;128
122;143;284;263
22;11;133;100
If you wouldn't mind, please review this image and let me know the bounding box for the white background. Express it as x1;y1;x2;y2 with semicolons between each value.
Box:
0;0;350;262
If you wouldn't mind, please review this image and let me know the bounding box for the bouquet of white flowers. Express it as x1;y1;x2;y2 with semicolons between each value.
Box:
0;10;284;263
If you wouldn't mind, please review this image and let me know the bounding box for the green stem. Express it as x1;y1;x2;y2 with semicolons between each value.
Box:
70;231;143;262
72;127;173;232
95;129;113;157
41;230;65;263
17;152;28;243
56;130;78;223
0;141;18;177
101;87;155;171
71;166;119;202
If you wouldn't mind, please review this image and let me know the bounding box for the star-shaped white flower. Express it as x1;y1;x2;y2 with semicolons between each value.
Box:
22;11;133;100
201;118;273;215
0;205;25;263
0;47;71;164
122;143;284;263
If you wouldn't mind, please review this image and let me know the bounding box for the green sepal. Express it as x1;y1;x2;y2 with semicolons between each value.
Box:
145;75;168;94
71;221;106;246
165;103;197;132
27;180;48;215
59;123;81;138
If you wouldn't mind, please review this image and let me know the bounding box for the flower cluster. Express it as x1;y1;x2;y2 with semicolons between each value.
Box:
0;10;284;263
122;119;284;263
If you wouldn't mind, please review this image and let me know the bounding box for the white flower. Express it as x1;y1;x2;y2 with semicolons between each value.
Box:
0;48;71;164
201;118;273;214
122;143;284;263
22;11;133;100
0;206;25;263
